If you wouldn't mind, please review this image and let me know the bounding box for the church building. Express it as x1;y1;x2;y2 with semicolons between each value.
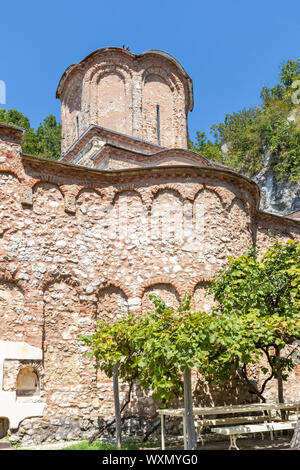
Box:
0;47;299;444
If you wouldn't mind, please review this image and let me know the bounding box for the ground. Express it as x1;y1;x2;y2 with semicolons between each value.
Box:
1;434;294;450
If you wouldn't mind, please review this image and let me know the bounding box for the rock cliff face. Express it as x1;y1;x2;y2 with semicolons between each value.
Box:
252;152;300;216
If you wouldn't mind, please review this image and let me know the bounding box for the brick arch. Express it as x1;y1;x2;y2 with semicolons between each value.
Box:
63;75;83;111
41;274;80;294
226;196;254;256
110;189;148;243
62;77;83;147
142;67;179;148
193;187;225;208
88;62;133;85
61;73;84;152
228;196;251;213
75;186;105;201
138;280;183;315
192;187;226;242
111;187;146;206
75;188;105;217
31;179;64;197
142;66;178;93
0;272;26;294
214;187;237;208
95;69;126;87
16;362;44;396
191;279;216;313
151;185;185;203
96;280;131;299
75;187;103;202
18;361;43;375
96;283;129;323
32;181;65;214
0;167;23;182
227;196;253;235
185;276;212;294
150;188;185;242
136;277;184;298
89;64;132;135
31;178;62;190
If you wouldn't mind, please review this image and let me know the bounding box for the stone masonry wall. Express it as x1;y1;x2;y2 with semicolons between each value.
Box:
0;131;299;442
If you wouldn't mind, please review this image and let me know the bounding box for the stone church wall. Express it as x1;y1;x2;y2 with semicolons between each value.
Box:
0;128;299;443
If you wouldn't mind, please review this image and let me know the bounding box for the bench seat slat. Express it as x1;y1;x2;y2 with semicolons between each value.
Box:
197;416;268;427
212;421;297;436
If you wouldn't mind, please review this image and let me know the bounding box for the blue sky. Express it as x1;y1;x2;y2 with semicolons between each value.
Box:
1;0;300;142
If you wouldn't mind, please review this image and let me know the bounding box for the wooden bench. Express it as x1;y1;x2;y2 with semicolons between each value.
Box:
211;421;297;450
158;403;300;450
195;413;272;445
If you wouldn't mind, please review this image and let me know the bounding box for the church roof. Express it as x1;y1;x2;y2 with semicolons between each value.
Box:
56;47;194;111
59;123;230;172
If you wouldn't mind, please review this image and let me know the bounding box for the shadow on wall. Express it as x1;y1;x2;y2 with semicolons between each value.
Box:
193;374;259;407
0;417;9;439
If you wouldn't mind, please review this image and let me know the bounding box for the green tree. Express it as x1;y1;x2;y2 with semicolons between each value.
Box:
131;294;216;450
80;295;213;450
0;108;40;155
79;313;140;448
206;240;300;448
189;130;223;163
0;108;31;129
206;240;300;404
0;108;61;159
190;59;300;182
80;242;300;448
36;114;61;160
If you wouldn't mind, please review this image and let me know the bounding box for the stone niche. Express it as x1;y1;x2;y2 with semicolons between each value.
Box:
97;286;128;322
3;360;42;396
16;366;40;397
192;281;215;313
141;283;180;315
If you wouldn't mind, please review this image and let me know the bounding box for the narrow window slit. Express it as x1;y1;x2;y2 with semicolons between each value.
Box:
156;104;161;146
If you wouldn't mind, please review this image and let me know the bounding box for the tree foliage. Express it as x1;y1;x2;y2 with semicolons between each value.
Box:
80;241;300;444
35;114;61;160
79;313;140;385
190;59;300;182
129;294;211;404
81;241;300;405
80;295;211;405
206;240;300;402
0;108;61;159
80;295;210;449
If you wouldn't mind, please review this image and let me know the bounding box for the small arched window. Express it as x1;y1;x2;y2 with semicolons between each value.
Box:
16;367;40;397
